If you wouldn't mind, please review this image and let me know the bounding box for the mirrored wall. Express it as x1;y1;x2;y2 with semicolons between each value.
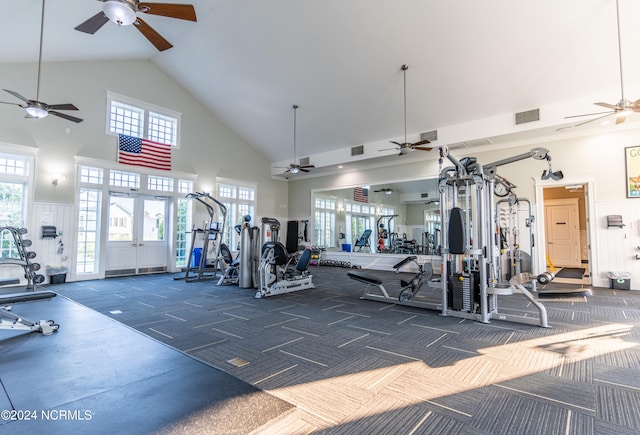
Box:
313;178;440;255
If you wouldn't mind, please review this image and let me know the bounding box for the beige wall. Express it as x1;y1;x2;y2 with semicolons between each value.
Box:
0;59;288;219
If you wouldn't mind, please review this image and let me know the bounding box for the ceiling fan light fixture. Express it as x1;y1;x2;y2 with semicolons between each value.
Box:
289;167;300;174
26;106;48;118
103;1;137;26
616;107;633;118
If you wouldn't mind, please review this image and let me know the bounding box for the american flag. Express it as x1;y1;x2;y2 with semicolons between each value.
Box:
117;134;172;171
354;186;369;203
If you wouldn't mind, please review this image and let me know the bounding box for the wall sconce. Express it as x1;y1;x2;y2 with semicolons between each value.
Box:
51;174;65;187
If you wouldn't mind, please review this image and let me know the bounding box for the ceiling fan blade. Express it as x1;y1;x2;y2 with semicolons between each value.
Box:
134;17;173;51
631;99;640;107
4;89;29;103
0;101;24;107
412;139;431;146
48;111;84;123
47;103;79;111
414;146;433;151
564;110;613;119
389;141;402;146
139;3;197;21
379;147;399;152
594;102;618;110
568;112;613;129
615;115;626;125
299;168;310;173
75;11;110;34
299;165;315;169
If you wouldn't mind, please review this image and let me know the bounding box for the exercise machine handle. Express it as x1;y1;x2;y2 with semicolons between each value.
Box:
393;256;417;270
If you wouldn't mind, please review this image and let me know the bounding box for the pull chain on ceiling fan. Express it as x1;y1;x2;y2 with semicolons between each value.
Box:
561;0;640;129
275;105;315;175
75;1;197;52
0;0;82;123
380;64;432;155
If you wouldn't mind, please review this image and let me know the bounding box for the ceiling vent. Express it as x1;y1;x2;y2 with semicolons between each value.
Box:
351;145;364;156
420;130;438;142
420;192;430;198
515;108;540;125
449;138;492;149
299;156;310;166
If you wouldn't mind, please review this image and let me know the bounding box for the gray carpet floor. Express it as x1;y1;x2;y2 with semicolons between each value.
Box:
53;266;640;434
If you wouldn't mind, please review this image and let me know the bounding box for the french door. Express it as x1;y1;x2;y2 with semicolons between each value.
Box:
105;194;168;276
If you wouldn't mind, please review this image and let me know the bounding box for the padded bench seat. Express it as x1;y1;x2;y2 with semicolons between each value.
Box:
347;271;382;285
0;290;57;305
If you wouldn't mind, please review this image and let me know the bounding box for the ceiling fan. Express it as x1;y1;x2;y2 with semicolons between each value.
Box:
380;65;432;155
276;105;315;174
373;188;395;195
561;0;639;130
0;0;82;123
75;1;197;52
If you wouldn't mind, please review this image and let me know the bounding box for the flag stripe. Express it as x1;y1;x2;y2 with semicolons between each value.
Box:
117;134;172;171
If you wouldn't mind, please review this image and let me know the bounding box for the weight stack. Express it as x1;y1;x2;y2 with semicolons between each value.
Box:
448;273;474;311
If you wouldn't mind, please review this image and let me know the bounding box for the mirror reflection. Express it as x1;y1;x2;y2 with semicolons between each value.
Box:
313;178;440;254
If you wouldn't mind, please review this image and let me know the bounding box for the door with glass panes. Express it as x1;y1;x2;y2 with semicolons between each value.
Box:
105;194;168;276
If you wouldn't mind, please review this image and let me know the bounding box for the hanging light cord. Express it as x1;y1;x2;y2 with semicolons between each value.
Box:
402;65;408;144
36;0;46;101
292;104;298;163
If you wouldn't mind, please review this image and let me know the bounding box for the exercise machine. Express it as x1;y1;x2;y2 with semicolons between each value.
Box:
0;290;59;335
0;226;45;289
256;242;314;298
353;229;373;252
348;256;433;304
180;192;227;282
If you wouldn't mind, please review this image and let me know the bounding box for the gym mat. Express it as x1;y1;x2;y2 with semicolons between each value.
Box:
555;267;586;279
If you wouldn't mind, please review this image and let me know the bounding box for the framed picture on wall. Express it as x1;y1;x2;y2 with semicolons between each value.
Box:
626;145;640;197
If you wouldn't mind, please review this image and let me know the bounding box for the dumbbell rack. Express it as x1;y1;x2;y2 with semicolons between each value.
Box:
0;226;45;290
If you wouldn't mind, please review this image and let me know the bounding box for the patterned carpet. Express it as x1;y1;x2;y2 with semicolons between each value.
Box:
54;266;640;434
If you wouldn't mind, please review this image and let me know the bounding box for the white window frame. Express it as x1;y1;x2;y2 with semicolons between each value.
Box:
216;178;257;250
105;91;182;148
313;195;337;248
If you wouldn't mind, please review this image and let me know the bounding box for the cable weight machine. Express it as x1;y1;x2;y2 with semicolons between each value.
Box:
438;146;560;327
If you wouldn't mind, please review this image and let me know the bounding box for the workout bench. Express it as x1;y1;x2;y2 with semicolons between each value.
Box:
0;290;59;336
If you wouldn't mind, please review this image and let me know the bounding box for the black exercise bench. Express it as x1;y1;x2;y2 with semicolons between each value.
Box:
1;290;59;335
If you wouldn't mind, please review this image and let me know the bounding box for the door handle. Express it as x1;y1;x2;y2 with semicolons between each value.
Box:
556;222;567;225
138;243;144;247
131;243;138;247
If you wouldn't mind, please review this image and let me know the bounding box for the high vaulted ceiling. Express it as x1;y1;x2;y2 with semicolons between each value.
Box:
3;0;640;175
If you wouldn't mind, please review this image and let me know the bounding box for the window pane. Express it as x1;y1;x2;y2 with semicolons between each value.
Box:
175;198;191;267
80;166;103;184
143;199;165;241
0;157;26;175
178;179;193;194
109;170;140;189
77;189;101;274
0;181;24;226
109;101;144;138
148;111;177;146
108;196;134;241
147;175;173;192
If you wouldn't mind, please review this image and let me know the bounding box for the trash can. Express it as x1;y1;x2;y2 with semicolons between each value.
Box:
191;248;203;268
342;243;351;252
607;272;631;290
47;266;68;284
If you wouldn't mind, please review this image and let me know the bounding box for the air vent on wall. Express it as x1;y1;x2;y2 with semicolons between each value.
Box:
420;130;438;142
299;156;310;166
420;192;430;198
351;145;364;156
515;108;540;125
449;138;493;149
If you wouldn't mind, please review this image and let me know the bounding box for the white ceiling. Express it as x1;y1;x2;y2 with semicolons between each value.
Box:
3;0;640;175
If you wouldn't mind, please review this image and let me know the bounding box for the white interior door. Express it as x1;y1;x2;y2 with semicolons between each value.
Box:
106;194;168;276
544;198;581;268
